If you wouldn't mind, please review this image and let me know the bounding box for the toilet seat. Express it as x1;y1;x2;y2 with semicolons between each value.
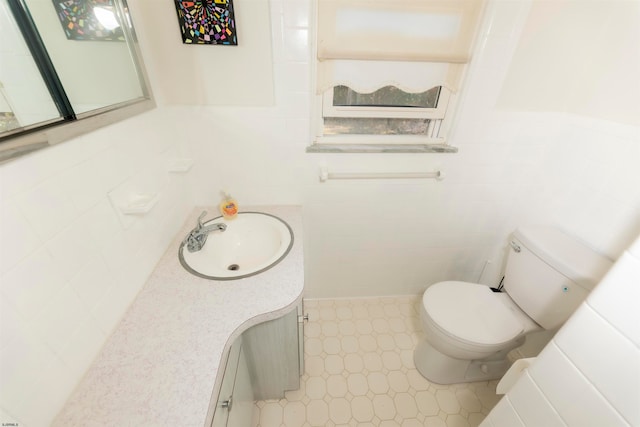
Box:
423;281;524;347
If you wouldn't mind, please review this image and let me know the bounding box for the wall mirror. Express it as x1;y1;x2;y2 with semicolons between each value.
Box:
0;0;154;162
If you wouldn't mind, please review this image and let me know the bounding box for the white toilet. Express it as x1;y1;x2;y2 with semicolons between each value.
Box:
414;226;613;384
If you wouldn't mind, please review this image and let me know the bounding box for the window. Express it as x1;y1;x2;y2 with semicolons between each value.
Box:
309;0;485;152
323;85;447;137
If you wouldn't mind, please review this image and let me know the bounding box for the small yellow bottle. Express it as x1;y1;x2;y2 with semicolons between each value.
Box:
219;192;238;219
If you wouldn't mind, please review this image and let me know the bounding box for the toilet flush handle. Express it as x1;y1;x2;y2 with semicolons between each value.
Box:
510;241;521;253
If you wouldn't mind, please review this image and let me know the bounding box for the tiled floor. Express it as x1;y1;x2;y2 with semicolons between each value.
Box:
251;296;502;427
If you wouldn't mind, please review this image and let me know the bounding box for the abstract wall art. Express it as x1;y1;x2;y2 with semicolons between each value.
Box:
52;0;124;41
173;0;237;45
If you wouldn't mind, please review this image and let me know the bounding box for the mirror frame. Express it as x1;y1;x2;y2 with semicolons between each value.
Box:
0;0;155;163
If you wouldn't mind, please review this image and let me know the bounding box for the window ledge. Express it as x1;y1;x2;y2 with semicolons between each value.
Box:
306;143;458;154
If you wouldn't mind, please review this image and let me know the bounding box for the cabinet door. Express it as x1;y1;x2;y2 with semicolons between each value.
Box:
243;306;300;400
226;344;255;427
211;340;241;427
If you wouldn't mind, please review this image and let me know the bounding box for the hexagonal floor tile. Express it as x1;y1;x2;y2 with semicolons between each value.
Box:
251;296;500;427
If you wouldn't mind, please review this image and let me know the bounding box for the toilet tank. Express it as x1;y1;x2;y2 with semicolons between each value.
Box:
503;226;613;330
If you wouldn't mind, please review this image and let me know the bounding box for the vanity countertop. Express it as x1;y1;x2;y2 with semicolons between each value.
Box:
53;205;304;426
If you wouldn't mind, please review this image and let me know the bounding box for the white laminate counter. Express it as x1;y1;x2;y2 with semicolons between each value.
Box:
54;206;304;426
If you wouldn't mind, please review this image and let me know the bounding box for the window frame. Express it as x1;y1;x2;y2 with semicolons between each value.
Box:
313;85;455;148
308;0;485;153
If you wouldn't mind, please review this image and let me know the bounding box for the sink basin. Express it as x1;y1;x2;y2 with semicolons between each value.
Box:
179;212;293;280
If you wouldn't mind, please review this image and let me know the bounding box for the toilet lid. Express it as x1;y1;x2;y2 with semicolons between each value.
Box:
423;281;524;346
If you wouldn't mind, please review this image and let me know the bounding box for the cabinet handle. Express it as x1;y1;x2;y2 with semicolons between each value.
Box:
221;395;233;411
298;314;309;322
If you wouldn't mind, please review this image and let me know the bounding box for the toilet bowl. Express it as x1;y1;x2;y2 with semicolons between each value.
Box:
414;281;538;384
414;226;613;384
420;281;534;359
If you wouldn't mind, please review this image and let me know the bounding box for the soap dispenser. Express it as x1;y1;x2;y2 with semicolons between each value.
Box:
219;192;238;219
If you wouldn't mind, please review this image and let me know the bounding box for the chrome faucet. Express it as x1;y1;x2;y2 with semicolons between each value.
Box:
183;211;227;252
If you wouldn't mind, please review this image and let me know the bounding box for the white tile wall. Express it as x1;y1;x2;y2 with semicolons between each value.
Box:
170;0;640;301
166;0;313;207
481;233;640;427
130;0;275;107
0;108;195;425
506;372;564;427
305;0;639;297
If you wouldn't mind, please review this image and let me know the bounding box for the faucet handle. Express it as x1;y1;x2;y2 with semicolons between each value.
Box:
197;210;208;229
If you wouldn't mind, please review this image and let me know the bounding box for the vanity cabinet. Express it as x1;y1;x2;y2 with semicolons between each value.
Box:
210;301;305;426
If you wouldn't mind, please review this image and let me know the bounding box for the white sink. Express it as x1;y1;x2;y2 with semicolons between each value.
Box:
179;212;293;280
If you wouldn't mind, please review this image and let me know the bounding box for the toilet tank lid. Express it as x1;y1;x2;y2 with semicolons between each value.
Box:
513;226;613;291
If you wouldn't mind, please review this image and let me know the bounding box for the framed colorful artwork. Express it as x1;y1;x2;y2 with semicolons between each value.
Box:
173;0;237;45
52;0;124;41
